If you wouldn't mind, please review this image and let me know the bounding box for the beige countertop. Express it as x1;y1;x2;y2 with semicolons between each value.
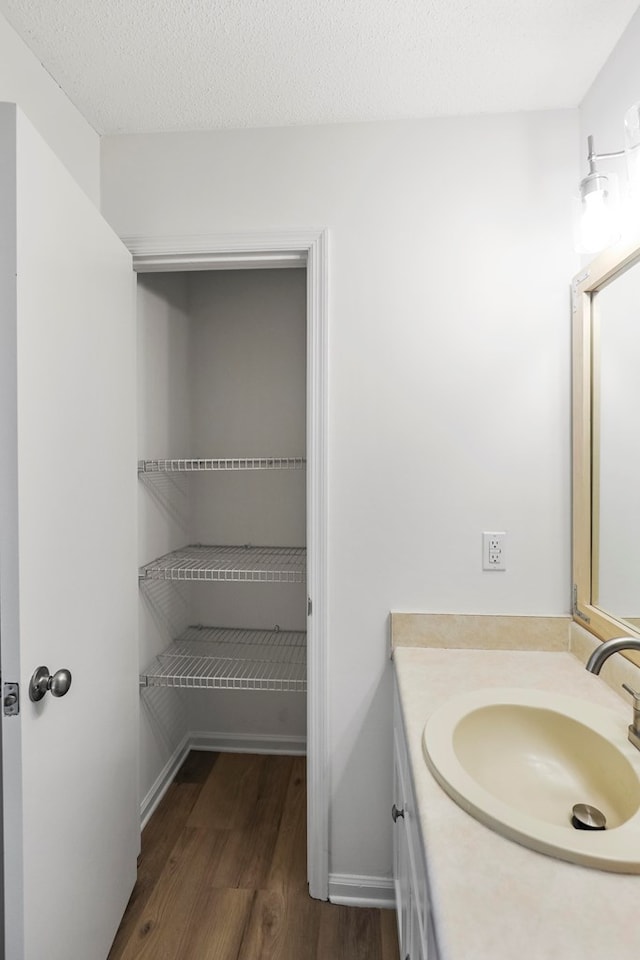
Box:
394;647;640;960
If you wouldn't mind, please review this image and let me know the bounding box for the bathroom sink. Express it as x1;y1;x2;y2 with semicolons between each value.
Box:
422;687;640;872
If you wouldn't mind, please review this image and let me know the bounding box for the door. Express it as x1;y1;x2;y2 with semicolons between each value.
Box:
0;103;138;960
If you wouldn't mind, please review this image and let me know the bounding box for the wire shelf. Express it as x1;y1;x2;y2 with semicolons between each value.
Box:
139;544;306;583
138;457;306;473
140;625;307;691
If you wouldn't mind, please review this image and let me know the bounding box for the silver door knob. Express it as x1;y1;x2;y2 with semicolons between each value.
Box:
29;666;72;702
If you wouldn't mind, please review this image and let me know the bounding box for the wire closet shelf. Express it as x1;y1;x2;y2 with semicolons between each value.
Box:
140;625;307;692
138;457;306;473
139;544;306;583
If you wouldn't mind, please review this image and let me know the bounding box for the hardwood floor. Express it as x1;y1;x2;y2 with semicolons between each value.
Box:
108;752;399;960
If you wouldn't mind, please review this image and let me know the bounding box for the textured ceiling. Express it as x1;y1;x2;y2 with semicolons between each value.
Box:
0;0;638;135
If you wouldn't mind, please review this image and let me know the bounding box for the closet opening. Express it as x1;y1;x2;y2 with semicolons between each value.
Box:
130;233;328;901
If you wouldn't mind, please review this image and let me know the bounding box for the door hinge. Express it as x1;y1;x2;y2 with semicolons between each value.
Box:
3;682;19;717
573;584;591;624
307;597;312;616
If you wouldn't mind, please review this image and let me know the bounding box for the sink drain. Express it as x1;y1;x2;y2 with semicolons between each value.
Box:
571;803;606;831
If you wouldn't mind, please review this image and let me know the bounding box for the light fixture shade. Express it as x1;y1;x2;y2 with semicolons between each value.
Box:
574;170;621;255
624;102;640;208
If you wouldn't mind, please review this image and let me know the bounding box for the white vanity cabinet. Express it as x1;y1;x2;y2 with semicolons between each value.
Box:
393;681;439;960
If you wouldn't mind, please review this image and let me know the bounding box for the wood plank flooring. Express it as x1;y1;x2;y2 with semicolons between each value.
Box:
108;752;399;960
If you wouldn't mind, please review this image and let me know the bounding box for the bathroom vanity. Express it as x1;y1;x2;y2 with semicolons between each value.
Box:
393;640;640;960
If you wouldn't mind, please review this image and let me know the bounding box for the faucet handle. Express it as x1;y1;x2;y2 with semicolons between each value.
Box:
622;684;640;745
622;683;640;702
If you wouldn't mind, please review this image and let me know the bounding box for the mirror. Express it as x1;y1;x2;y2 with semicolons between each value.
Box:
573;237;640;643
592;258;640;630
572;243;640;640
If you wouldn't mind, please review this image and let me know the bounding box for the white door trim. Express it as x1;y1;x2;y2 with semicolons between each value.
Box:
123;230;330;900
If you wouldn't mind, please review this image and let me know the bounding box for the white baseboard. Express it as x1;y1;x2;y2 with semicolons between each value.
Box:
189;730;307;756
140;733;191;829
139;730;307;828
328;873;396;909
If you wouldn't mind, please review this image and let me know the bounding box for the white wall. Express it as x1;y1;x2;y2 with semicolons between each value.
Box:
188;269;307;551
0;11;99;205
137;273;193;809
182;268;309;747
101;111;579;884
580;5;640;187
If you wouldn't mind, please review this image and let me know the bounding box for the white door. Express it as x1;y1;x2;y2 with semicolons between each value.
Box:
0;103;138;960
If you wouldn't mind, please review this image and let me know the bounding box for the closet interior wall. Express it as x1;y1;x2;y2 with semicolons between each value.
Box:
137;267;308;809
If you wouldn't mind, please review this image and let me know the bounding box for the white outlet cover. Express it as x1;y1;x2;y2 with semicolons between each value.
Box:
482;531;506;571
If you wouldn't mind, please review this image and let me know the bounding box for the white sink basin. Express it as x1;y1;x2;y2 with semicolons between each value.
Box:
422;687;640;872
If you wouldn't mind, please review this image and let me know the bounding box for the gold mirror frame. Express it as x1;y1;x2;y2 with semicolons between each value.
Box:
572;234;640;659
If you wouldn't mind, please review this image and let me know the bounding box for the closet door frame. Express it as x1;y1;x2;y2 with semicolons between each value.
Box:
124;230;329;900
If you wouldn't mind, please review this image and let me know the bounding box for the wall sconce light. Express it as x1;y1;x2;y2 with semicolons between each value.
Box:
575;102;640;255
625;102;640;207
575;135;622;254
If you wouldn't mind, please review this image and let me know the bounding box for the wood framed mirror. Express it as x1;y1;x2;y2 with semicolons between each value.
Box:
573;234;640;659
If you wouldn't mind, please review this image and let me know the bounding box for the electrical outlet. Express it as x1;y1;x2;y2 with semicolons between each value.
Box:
483;531;506;571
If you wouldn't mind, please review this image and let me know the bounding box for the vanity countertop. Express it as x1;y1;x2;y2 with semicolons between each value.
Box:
394;647;640;960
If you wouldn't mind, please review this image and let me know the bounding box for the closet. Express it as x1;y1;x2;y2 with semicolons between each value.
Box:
136;266;308;792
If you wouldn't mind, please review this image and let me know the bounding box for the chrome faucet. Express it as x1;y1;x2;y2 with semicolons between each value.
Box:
585;636;640;674
585;637;640;751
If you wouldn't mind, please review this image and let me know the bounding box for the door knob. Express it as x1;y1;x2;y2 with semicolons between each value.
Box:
29;666;72;702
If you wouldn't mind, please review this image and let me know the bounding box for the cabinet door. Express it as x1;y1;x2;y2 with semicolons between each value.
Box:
393;728;412;959
409;896;424;960
394;685;435;960
426;909;438;960
393;767;424;960
0;103;138;960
